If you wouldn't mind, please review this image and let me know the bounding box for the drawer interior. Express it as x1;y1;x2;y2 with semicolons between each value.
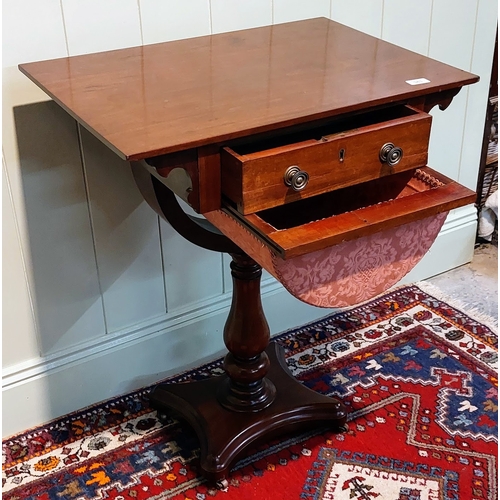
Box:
229;105;421;156
224;167;476;259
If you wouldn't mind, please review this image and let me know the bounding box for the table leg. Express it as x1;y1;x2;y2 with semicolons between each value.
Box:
148;253;347;482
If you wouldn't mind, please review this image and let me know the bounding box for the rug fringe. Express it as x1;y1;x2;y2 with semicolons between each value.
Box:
415;280;498;333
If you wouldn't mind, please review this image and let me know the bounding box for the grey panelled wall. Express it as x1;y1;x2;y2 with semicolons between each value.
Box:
78;127;166;334
428;0;483;184
2;0;497;437
13;103;105;355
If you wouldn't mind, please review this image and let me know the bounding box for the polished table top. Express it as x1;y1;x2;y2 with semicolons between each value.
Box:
19;17;477;161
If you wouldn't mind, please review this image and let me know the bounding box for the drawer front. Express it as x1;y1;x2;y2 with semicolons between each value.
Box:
221;167;476;259
221;106;431;215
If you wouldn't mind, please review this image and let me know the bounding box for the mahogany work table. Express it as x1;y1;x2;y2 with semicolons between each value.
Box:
20;18;478;483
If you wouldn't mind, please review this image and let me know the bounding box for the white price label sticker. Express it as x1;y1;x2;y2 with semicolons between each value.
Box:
405;78;431;85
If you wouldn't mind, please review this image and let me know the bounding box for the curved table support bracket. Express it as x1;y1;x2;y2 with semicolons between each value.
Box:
408;87;461;113
131;163;348;482
131;161;241;254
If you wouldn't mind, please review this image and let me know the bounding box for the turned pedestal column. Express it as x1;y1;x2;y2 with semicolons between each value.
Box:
138;174;348;481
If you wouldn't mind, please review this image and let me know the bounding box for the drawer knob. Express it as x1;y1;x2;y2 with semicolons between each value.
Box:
379;143;403;166
284;166;309;191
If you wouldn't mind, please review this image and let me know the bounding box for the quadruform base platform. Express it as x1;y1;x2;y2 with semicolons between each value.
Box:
149;342;347;482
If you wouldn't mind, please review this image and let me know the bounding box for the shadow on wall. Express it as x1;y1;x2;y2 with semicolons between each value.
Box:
13;100;157;357
9;101;225;436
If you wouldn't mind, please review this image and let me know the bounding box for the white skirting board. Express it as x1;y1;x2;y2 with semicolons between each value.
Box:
2;205;477;438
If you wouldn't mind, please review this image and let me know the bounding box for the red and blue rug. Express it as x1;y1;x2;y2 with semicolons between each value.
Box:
3;283;497;499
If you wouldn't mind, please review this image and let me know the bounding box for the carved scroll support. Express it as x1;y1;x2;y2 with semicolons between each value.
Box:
407;87;462;113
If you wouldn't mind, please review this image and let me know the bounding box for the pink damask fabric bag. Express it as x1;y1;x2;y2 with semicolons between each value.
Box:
205;210;447;308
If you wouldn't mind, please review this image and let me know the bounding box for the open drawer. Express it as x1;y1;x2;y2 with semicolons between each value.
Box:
221;105;432;214
218;167;475;259
205;167;475;307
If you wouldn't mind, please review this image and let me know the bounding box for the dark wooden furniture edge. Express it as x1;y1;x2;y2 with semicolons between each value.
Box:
18;62;477;162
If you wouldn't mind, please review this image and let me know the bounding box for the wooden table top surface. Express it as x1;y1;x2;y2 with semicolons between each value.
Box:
19;17;478;161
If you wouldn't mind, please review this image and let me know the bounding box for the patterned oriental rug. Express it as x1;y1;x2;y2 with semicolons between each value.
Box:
3;283;498;500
